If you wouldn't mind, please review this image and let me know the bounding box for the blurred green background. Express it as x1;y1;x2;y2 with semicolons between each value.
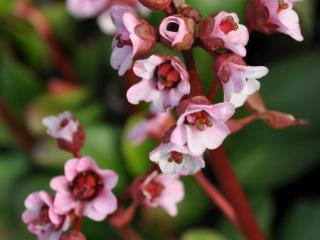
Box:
0;0;320;239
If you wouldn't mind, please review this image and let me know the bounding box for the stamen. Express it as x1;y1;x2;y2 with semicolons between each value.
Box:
143;181;164;198
168;151;184;164
186;111;213;130
156;62;181;88
220;16;239;34
70;171;103;201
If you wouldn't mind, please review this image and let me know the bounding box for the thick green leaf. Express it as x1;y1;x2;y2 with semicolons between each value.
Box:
226;51;320;189
82;124;128;192
277;200;320;240
122;113;155;177
0;49;42;114
181;229;227;240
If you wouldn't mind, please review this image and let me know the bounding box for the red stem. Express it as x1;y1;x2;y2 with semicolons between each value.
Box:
74;216;82;231
14;0;77;83
183;50;204;96
194;172;239;228
208;147;266;240
0;99;34;151
207;79;220;102
116;225;143;240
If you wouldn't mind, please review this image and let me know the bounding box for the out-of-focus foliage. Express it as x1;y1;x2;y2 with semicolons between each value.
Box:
0;0;319;239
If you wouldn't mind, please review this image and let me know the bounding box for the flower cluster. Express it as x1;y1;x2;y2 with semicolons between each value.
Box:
23;112;119;239
110;0;302;185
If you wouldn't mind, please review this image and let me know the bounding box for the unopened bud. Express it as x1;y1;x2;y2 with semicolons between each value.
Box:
60;230;86;240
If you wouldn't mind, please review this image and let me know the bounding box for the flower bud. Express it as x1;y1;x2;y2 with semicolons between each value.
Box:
138;0;172;11
199;12;249;56
42;111;85;155
61;230;86;240
180;6;202;24
159;14;195;51
246;0;303;41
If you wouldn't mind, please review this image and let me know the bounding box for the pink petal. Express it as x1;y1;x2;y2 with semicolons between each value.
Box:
53;193;75;215
50;176;69;193
126;79;156;104
170;125;187;146
64;158;78;181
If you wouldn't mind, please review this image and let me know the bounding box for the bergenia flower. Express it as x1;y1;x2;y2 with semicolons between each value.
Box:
110;5;157;76
159;15;195;51
22;191;70;240
97;2;151;35
214;54;269;108
200;12;249;56
246;0;303;41
141;171;184;216
127;111;175;145
67;0;107;18
42;111;85;154
171;97;235;155
50;157;118;221
127;55;190;112
150;142;205;175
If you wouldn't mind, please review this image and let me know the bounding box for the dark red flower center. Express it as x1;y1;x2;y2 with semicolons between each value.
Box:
219;16;239;34
116;34;132;48
186;111;213;131
143;181;164;199
70;170;103;201
60;118;69;128
34;206;51;226
166;22;180;32
168;151;184;164
156;61;181;88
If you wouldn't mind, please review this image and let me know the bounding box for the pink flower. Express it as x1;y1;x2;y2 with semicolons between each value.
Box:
171;99;235;155
22;191;70;240
246;0;303;41
150;142;205;175
67;0;108;18
50;157;118;221
159;15;195;51
214;54;269;108
127;55;190;112
199;12;249;56
110;5;156;76
97;2;151;35
141;171;184;216
127;111;175;145
42;111;85;154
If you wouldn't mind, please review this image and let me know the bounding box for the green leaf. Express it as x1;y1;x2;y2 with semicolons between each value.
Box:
121;113;155;177
26;87;91;135
225;51;320;189
277;200;320;240
82;124;128;192
181;229;227;240
0;48;42;114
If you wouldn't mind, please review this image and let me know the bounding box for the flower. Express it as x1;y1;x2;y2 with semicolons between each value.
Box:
214;54;269;108
199;12;249;56
110;5;157;76
159;15;195;51
67;0;107;18
127;55;190;112
50;157;118;221
246;0;303;41
97;2;151;35
171;97;234;155
127;111;175;145
150;142;205;175
42;111;85;154
22;191;70;240
141;171;184;216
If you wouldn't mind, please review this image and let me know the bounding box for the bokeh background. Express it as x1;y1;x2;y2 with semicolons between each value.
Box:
0;0;319;239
